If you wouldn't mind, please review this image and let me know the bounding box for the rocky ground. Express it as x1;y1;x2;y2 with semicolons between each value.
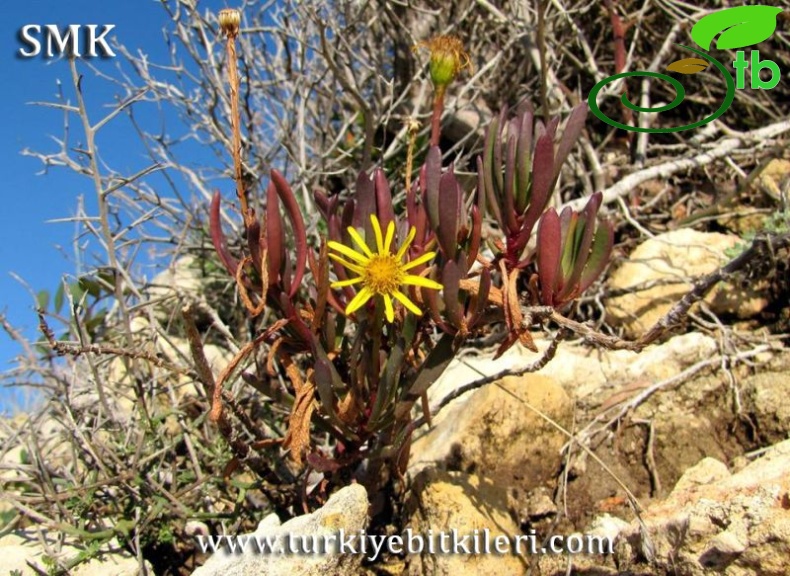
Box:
2;227;788;575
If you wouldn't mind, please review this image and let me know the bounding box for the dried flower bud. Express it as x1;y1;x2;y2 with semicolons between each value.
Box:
419;35;471;89
219;9;241;37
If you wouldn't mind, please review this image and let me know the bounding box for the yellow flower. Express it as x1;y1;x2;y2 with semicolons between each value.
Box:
328;215;443;323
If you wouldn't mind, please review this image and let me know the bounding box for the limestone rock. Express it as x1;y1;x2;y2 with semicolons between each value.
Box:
616;439;790;576
606;229;768;338
410;373;572;486
0;531;150;575
146;255;207;326
404;469;525;576
191;484;369;576
742;369;790;444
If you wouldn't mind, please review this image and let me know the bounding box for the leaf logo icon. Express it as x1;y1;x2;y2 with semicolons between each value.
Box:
666;58;709;74
691;5;783;51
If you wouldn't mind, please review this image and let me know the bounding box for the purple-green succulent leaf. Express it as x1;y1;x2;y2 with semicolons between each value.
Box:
312;335;357;439
209;191;239;277
515;129;555;250
537;209;562;307
553;104;588;188
479;155;503;229
580;219;614;293
374;169;396;236
438;168;461;260
354;170;376;243
560;211;579;281
271;170;307;298
423;284;454;335
265;181;283;287
567;193;603;294
467;204;482;270
515;111;533;214
504;131;518;233
246;218;263;276
493;110;505;198
424;146;442;234
313;188;330;219
441;259;463;327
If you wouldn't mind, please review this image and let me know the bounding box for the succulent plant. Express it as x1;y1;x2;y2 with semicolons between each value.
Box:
536;191;613;308
479;104;589;270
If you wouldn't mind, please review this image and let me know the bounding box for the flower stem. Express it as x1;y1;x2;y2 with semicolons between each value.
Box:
430;85;446;147
224;29;253;228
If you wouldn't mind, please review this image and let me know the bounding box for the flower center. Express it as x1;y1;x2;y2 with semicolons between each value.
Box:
363;254;403;295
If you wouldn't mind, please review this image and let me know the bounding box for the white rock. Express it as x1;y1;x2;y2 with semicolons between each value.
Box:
191;484;369;576
606;229;768;337
0;531;150;576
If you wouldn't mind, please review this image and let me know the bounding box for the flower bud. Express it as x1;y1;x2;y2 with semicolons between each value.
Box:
420;36;470;89
219;9;241;37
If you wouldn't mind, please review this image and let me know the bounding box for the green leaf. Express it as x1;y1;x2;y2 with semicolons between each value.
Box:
312;335;358;441
691;5;782;51
36;290;49;310
580;221;614;293
54;282;65;314
78;277;102;298
369;337;405;429
396;333;455;419
69;281;86;303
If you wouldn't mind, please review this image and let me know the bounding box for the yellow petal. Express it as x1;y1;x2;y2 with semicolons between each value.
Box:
345;287;373;315
402;275;443;290
402;251;437;271
370;214;384;254
384;221;395;254
328;241;370;264
383;294;395;323
392;290;423;316
396;226;417;260
331;277;362;288
346;226;374;258
328;253;365;274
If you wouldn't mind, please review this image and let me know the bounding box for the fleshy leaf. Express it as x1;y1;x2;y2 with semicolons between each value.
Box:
441;259;463;327
482;111;505;228
516;128;555;250
515;111;533;214
438;168;461;260
271;170;307;297
246;218;263;276
210;190;239;277
424;146;442;234
552;104;587;188
503;131;518;233
374;169;395;237
265;181;283;286
562;192;602;300
396;333;455;419
537;209;561;307
354;171;376;243
467;205;482;270
312;335;357;439
580;219;614;293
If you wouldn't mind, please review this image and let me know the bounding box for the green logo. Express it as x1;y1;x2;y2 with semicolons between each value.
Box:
588;5;783;134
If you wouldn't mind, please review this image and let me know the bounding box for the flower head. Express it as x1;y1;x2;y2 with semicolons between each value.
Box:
328;215;443;323
417;35;472;89
219;9;241;37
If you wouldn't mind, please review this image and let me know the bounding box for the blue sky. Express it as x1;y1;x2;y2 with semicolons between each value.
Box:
0;1;234;413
